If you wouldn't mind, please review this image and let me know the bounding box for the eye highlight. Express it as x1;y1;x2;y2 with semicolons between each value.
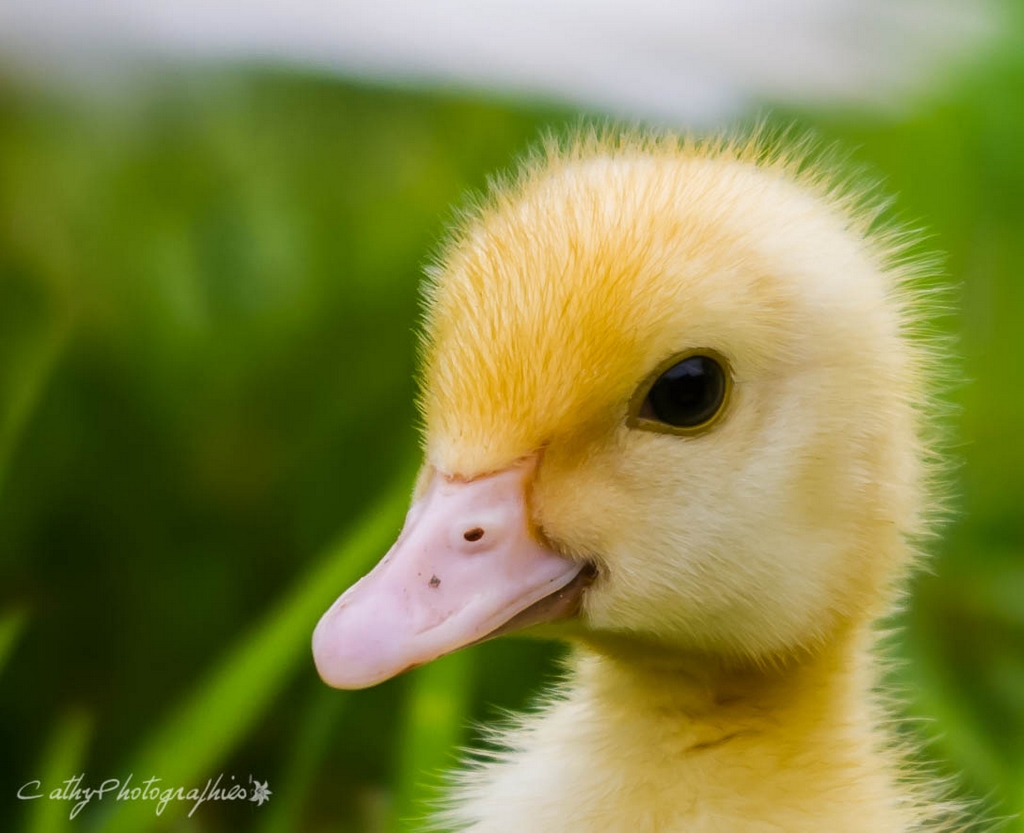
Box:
628;351;732;436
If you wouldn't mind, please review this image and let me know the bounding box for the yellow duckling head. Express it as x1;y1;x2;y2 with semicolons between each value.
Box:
313;131;939;686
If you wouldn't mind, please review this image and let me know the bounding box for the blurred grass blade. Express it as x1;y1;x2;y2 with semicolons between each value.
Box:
0;319;69;501
99;473;413;833
0;604;29;678
23;709;93;833
258;684;350;833
394;650;476;832
903;625;1009;793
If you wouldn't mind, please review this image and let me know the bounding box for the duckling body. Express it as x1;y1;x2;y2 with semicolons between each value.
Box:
314;132;955;831
443;643;918;832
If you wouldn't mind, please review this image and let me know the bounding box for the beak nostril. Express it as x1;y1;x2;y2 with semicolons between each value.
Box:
463;527;485;543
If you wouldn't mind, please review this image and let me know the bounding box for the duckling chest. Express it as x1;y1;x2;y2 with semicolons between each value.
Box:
439;699;911;833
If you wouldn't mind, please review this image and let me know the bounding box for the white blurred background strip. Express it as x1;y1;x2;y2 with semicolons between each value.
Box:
0;0;998;121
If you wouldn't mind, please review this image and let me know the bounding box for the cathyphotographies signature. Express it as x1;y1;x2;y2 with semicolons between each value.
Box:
16;772;271;820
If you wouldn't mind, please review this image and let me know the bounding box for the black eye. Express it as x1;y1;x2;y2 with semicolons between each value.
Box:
636;354;729;432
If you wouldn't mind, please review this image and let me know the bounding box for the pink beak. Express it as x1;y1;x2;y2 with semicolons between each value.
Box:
312;458;588;689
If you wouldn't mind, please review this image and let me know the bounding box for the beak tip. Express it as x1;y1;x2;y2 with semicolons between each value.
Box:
312;611;402;690
312;615;354;689
312;647;370;690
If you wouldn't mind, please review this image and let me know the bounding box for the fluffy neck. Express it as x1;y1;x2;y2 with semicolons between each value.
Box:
442;626;935;832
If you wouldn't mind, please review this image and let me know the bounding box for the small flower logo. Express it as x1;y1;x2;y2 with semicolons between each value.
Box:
249;778;272;807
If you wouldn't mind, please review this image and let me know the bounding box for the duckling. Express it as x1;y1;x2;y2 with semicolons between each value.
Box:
313;130;956;832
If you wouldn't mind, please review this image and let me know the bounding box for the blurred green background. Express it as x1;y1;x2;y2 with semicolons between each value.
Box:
1;16;1023;833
